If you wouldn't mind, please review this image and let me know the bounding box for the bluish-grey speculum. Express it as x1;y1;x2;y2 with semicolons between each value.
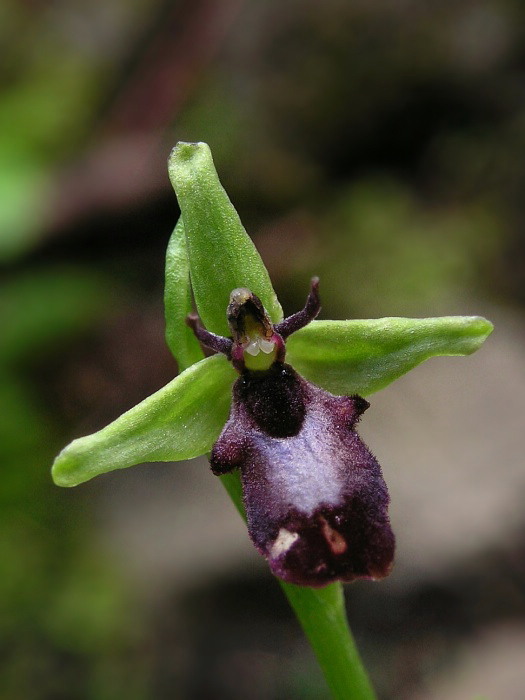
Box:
187;279;395;587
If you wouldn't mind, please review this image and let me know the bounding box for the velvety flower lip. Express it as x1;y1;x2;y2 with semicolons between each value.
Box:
189;279;395;587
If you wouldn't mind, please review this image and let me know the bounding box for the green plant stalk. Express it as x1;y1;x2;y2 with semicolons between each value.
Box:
220;470;377;700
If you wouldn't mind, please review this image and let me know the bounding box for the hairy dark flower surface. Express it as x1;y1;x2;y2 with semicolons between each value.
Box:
189;280;395;587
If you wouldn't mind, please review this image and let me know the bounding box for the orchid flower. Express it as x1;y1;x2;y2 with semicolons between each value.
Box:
51;142;493;699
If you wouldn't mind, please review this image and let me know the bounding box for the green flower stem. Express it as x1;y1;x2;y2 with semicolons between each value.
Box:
282;583;376;700
220;470;376;700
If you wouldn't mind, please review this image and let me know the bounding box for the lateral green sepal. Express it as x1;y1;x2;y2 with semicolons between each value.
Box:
52;354;236;487
286;316;493;396
164;218;204;371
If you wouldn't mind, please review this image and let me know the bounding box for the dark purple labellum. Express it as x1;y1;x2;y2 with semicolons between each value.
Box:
211;364;394;586
187;279;395;587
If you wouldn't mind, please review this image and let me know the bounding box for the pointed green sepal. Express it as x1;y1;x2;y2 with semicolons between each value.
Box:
286;315;493;396
168;141;283;336
164;218;204;371
52;354;236;487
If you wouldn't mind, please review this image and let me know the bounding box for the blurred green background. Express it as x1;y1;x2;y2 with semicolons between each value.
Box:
1;1;524;698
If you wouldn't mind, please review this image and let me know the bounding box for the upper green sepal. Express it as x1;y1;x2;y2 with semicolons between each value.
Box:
286;315;493;396
52;354;236;487
168;142;283;336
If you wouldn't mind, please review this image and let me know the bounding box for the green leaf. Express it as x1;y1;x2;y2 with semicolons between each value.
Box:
168;141;283;336
286;316;493;396
164;218;204;371
52;354;236;487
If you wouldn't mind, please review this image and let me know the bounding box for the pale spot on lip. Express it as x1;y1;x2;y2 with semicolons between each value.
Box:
269;528;299;558
319;516;347;555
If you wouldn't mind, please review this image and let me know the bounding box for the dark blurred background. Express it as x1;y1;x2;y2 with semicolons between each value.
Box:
1;1;525;698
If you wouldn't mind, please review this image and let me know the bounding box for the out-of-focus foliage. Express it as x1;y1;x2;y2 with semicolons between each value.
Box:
178;0;523;311
0;271;149;699
307;180;500;317
0;0;155;259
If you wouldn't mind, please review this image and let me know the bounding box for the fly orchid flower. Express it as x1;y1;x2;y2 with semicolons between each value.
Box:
187;280;394;586
52;142;493;590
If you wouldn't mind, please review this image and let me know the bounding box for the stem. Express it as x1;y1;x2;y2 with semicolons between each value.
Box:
220;471;377;700
280;582;376;700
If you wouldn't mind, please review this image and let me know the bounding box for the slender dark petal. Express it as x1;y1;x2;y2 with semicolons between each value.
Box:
274;277;321;340
186;313;233;357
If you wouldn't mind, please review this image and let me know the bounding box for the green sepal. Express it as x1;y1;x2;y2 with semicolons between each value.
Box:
52;354;236;487
286;316;493;396
164;218;204;371
168;142;283;336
